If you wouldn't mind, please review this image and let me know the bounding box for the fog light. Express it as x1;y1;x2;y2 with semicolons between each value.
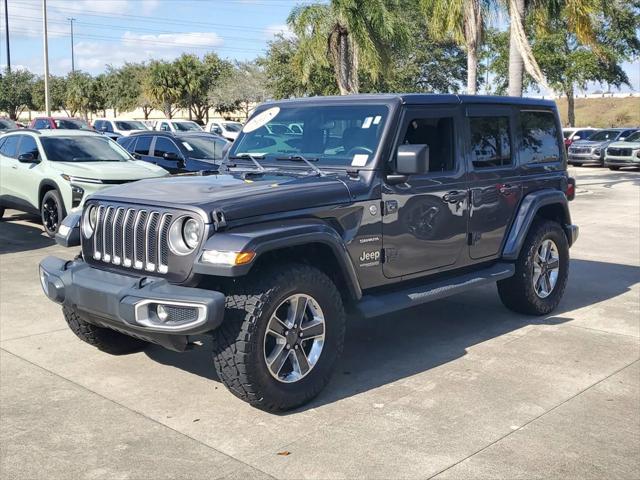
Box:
39;267;48;295
58;224;71;237
156;304;169;322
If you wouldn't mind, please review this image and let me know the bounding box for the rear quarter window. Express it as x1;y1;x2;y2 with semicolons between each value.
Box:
520;111;561;164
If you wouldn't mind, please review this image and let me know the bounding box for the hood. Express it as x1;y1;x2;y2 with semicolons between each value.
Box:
570;139;612;149
92;171;351;222
49;160;168;180
223;131;239;140
608;140;640;150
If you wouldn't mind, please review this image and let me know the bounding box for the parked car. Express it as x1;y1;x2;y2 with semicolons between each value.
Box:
563;127;598;150
30;117;94;131
154;119;203;133
604;130;640;170
0;130;167;236
118;131;230;174
0;118;18;134
93;118;149;138
42;94;578;411
204;120;243;141
567;128;637;166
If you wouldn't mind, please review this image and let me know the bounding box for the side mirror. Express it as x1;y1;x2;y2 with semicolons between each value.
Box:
396;144;429;175
18;153;38;163
163;151;180;161
573;136;580;140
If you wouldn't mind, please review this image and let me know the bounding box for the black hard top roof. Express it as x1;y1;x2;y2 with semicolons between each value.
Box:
262;93;557;109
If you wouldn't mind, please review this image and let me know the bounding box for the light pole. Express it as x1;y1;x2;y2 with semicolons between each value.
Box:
42;0;50;115
3;0;10;71
68;17;75;72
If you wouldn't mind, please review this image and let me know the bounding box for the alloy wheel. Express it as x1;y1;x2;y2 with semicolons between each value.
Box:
263;293;326;383
42;198;59;233
533;239;560;298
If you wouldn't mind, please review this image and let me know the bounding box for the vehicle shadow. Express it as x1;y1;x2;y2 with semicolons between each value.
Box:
0;214;54;254
570;169;640;188
145;257;639;412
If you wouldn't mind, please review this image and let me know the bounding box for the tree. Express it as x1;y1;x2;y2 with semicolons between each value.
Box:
531;1;640;125
65;71;97;119
209;61;268;119
506;0;601;96
287;0;410;95
420;0;489;94
0;69;34;119
144;60;181;118
31;75;68;114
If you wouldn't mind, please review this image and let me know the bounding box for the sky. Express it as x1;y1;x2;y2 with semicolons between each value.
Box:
0;0;638;95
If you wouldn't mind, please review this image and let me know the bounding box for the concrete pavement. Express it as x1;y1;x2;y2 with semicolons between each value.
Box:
1;167;638;479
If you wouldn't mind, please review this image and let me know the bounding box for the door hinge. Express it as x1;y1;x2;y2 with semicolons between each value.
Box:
468;232;481;245
384;200;398;215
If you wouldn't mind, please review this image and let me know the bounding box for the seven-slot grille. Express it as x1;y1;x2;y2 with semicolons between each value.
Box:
570;147;591;154
607;147;632;157
91;205;173;274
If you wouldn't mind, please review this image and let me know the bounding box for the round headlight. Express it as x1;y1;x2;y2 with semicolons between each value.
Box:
182;218;201;249
82;206;97;238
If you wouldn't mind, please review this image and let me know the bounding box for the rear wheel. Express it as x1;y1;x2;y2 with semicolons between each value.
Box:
41;189;65;237
609;166;620;171
498;220;569;315
212;263;346;411
0;207;4;220
63;307;148;354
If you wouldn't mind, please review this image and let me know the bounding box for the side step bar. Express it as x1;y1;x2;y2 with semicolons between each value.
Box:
356;263;515;319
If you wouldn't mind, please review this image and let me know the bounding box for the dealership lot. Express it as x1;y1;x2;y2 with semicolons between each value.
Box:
1;167;638;479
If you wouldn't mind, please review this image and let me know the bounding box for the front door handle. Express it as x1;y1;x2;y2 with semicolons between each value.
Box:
498;184;519;195
443;190;467;203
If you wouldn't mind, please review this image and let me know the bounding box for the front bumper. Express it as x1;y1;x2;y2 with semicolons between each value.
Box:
39;256;225;351
604;156;640;167
568;153;602;164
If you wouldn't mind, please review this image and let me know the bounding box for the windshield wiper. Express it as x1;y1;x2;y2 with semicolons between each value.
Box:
276;155;325;177
228;153;266;172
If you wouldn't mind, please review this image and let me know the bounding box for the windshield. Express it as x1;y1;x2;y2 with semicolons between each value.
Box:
173;121;202;132
180;137;227;160
54;119;91;130
0;119;17;130
41;136;131;162
222;122;242;132
624;131;640;142
588;130;619;141
115;120;146;131
229;104;389;167
563;130;573;139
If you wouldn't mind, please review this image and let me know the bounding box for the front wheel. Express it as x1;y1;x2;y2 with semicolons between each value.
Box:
609;166;620;171
41;189;65;238
498;220;569;315
212;263;346;411
0;207;4;220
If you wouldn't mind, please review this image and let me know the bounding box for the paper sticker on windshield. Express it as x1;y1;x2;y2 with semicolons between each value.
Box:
182;142;194;151
362;117;373;129
351;154;369;167
373;115;382;125
243;107;280;133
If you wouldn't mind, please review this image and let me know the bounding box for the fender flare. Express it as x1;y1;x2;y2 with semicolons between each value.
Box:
193;219;362;300
38;179;61;208
502;190;573;260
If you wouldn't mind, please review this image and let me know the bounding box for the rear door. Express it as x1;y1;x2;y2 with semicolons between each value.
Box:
151;137;184;173
131;135;154;163
382;105;469;278
466;106;522;260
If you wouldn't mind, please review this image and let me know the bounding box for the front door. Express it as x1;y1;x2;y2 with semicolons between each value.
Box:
465;106;522;260
382;106;469;278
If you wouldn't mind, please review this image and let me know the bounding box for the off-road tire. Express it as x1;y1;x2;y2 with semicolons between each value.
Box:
212;263;346;411
498;220;569;315
41;189;66;238
63;307;148;354
609;166;620;171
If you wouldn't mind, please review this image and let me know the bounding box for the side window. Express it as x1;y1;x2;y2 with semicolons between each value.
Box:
134;136;152;155
400;116;455;173
575;130;591;140
34;119;49;129
520;111;561;164
159;122;170;132
16;136;40;160
105;121;114;133
469;116;512;169
94;120;103;130
153;137;180;157
119;137;134;150
0;135;20;158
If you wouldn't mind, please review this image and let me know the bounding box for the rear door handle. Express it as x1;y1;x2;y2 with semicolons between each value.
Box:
443;190;467;203
498;184;519;195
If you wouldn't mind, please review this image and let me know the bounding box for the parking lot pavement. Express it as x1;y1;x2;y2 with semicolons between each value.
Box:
1;167;638;480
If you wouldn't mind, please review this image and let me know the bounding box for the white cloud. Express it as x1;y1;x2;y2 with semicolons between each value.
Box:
264;24;294;40
122;31;224;49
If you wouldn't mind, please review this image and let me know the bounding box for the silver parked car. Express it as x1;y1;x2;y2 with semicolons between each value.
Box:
568;128;637;167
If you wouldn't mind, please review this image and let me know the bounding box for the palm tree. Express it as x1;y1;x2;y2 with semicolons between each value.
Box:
420;0;490;94
144;61;180;118
287;0;409;95
507;0;599;96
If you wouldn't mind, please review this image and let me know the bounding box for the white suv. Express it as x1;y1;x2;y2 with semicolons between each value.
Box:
93;118;149;138
154;120;203;133
204;120;243;141
0;130;167;236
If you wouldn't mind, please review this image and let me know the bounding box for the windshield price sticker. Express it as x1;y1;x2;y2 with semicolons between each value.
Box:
182;142;194;151
243;107;281;133
351;154;369;167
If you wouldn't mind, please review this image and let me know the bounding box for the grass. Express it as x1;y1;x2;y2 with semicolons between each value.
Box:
554;96;640;128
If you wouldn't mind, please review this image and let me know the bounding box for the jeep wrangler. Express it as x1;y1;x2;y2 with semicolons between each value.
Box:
39;94;578;411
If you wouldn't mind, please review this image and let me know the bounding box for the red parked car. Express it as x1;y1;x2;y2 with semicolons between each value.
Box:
29;117;94;131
